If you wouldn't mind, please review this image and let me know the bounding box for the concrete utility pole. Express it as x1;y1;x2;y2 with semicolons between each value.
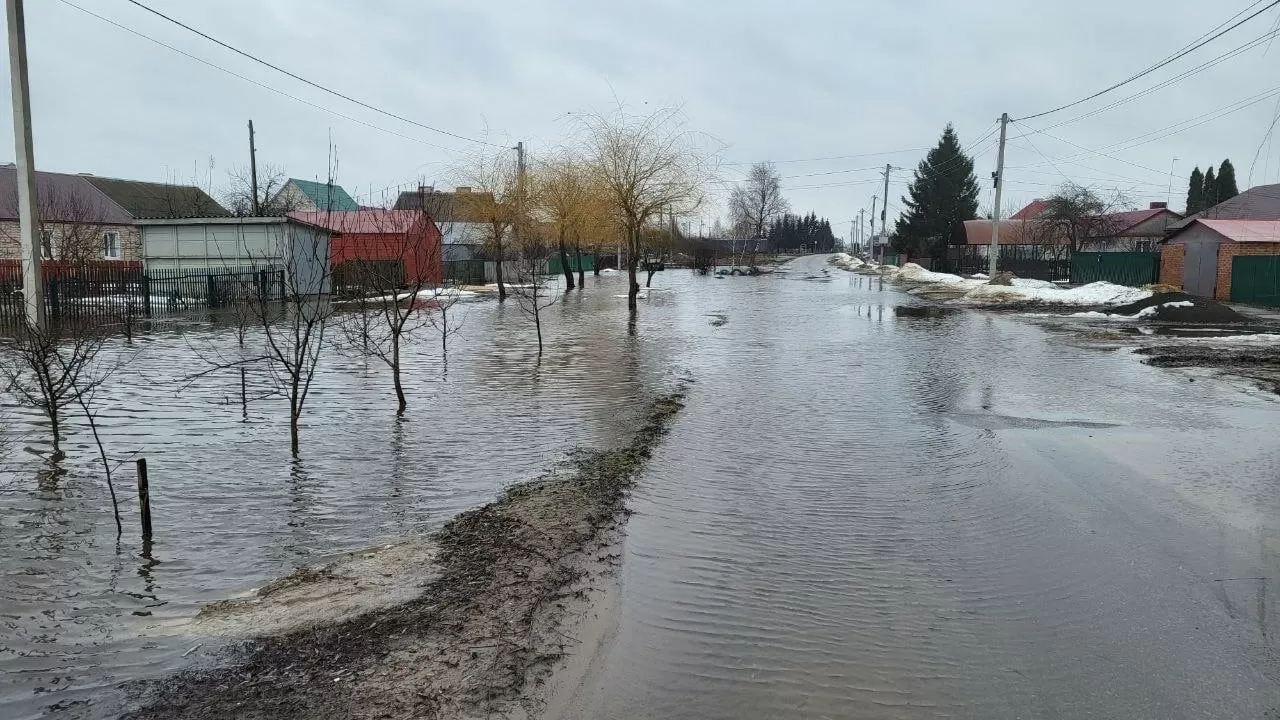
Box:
988;112;1010;278
248;119;261;216
7;0;42;327
880;164;892;264
1166;156;1179;208
870;196;878;259
858;209;866;254
514;140;526;258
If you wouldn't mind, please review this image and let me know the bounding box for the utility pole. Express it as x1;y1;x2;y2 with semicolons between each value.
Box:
988;112;1010;278
7;0;42;327
870;196;878;261
248;119;261;216
880;164;892;264
858;209;866;254
514;140;526;251
1166;156;1179;208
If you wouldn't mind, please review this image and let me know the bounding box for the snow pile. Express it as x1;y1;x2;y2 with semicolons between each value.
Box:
1186;333;1280;345
828;253;865;270
893;263;969;284
961;281;1152;306
1011;278;1057;289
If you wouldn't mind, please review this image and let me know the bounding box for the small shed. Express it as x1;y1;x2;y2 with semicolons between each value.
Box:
1161;219;1280;303
137;216;332;295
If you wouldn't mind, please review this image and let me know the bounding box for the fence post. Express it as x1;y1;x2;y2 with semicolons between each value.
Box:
136;458;153;541
46;277;59;321
141;272;152;317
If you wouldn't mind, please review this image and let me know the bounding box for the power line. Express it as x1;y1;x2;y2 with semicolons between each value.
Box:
722;147;929;166
56;0;463;152
1016;0;1280;121
118;0;507;148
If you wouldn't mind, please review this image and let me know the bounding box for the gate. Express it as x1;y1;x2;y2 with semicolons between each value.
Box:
1182;240;1219;298
1071;252;1159;287
1230;255;1280;307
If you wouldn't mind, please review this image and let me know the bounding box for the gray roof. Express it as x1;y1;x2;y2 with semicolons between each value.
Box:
82;175;229;219
1169;183;1280;231
0;167;132;224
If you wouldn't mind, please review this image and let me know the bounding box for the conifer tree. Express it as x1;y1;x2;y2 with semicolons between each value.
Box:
1186;167;1204;215
894;123;979;257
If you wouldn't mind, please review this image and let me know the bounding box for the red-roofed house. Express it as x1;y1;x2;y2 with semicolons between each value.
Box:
1010;199;1051;220
289;210;443;288
965;202;1180;251
1160;218;1280;303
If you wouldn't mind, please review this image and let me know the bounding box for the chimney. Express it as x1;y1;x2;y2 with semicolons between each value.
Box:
455;186;472;193
1149;201;1167;210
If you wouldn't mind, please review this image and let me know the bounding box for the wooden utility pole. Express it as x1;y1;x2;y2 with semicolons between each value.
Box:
988;112;1010;277
248;119;261;216
7;0;42;327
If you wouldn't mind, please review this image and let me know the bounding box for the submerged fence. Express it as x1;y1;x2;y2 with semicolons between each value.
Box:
0;261;284;328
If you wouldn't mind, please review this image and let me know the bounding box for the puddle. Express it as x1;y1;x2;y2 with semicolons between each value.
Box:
947;412;1121;430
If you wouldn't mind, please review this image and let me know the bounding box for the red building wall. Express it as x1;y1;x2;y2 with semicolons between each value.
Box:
329;216;442;285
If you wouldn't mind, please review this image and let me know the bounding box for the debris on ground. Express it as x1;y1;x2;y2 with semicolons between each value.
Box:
1084;292;1249;323
987;271;1016;286
123;390;689;720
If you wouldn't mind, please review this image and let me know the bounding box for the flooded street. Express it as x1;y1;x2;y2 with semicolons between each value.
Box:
4;255;1280;718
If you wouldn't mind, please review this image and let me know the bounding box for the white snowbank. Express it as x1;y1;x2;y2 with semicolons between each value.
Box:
1182;333;1280;345
1010;278;1058;289
893;263;968;284
961;281;1152;306
600;268;619;274
828;253;865;270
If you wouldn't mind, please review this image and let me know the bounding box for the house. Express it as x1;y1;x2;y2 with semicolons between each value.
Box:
394;186;506;259
0;166;226;263
288;210;443;286
963;201;1182;252
1159;219;1280;304
137;216;333;296
1167;182;1280;231
273;178;361;213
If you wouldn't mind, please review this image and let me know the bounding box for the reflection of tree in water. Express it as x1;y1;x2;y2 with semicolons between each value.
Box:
282;459;320;563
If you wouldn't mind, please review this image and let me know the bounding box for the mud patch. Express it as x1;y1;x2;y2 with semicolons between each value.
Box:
1106;292;1247;324
123;390;688;720
1134;345;1280;394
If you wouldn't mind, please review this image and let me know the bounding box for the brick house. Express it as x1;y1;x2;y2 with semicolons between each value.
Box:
0;165;227;263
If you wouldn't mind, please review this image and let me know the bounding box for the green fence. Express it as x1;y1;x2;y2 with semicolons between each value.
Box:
879;253;902;267
546;254;596;275
1230;255;1280;307
1071;252;1159;287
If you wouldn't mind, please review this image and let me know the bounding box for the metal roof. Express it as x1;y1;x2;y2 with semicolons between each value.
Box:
81;175;230;218
1169;183;1280;230
0;167;133;223
286;178;360;212
287;210;427;234
1195;219;1280;242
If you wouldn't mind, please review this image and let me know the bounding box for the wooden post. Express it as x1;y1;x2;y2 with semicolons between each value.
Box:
141;271;152;317
240;367;248;421
136;458;152;540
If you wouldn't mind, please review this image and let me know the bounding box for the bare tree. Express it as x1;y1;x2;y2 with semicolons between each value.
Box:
222;163;300;217
532;151;594;291
1035;183;1132;260
459;152;519;301
583;109;710;312
0;321;126;530
333;205;446;413
728;161;788;268
510;228;559;355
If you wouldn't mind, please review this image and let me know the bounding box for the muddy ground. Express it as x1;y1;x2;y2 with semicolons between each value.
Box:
121;390;687;720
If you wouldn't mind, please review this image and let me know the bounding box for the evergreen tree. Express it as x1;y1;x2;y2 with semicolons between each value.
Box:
1202;166;1218;210
894;123;979;258
1217;159;1239;204
1186;167;1204;215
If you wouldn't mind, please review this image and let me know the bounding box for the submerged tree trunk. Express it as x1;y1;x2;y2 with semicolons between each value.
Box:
559;228;575;291
494;229;508;302
575;243;586;287
392;330;406;414
289;380;302;457
626;228;641;311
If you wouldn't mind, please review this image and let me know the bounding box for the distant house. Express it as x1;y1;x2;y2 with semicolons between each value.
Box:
1166;182;1280;232
394;185;505;259
289;210;443;286
0;165;227;263
964;201;1182;251
273;178;361;213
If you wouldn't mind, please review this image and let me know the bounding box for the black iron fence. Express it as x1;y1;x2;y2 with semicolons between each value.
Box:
0;261;285;328
936;245;1072;281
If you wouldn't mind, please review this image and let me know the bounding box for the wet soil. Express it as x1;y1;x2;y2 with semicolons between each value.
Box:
1134;345;1280;394
1108;292;1247;323
121;390;687;720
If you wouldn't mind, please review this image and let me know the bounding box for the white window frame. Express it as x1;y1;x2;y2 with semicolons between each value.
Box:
40;229;55;260
103;230;122;260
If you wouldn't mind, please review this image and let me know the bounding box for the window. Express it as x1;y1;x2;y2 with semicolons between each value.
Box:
40;229;54;260
103;231;121;259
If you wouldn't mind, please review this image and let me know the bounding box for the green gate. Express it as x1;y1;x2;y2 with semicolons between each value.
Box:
1071;252;1159;286
546;254;596;275
444;259;486;285
1230;255;1280;306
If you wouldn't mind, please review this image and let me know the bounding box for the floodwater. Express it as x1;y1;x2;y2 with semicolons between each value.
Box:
4;256;1280;719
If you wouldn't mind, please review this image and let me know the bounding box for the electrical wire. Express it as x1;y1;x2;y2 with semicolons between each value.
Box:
1016;0;1280;121
118;0;507;148
56;0;464;153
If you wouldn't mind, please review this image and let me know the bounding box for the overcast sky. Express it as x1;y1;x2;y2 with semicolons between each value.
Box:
6;0;1280;239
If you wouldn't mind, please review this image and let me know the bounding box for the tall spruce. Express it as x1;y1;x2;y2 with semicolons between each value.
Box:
1202;166;1218;210
1216;159;1239;204
1186;167;1205;215
894;123;980;257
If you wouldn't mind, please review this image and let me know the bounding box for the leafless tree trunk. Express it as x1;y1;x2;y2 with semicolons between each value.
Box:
728;161;788;269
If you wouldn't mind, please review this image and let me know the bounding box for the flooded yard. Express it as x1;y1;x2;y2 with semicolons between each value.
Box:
4;256;1280;719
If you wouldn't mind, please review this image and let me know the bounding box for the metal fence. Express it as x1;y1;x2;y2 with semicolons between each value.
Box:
0;261;284;328
1071;252;1160;287
937;245;1072;281
443;259;487;285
